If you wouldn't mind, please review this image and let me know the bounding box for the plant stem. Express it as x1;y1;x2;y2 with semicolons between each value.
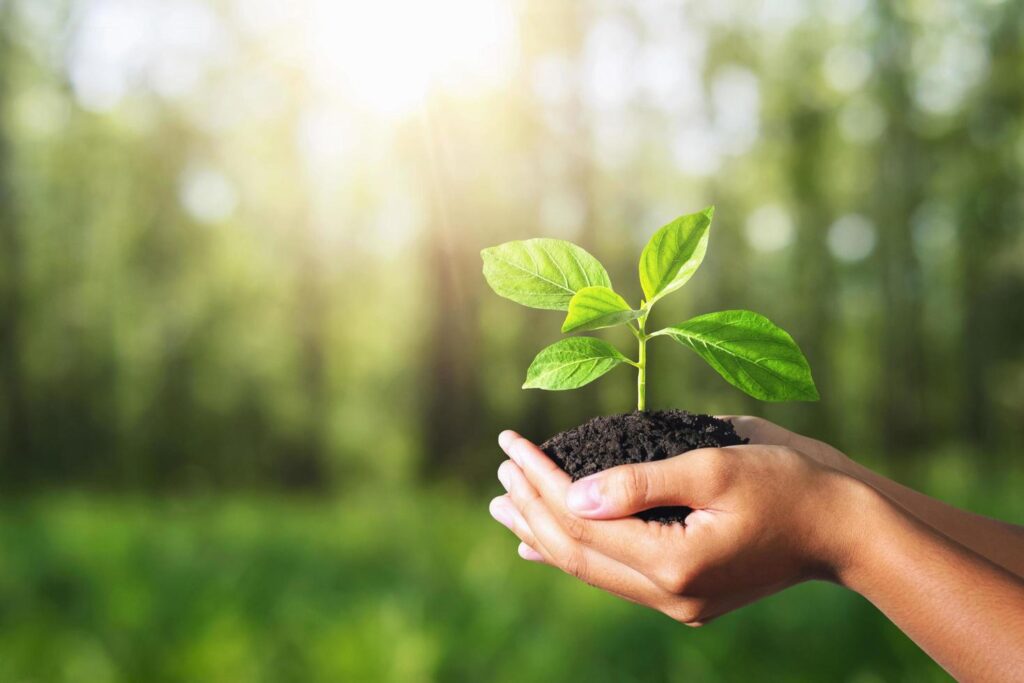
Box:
636;313;648;412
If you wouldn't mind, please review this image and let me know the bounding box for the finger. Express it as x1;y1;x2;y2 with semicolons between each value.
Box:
499;437;701;586
497;458;512;491
518;542;545;562
498;444;663;571
506;461;709;597
498;435;571;507
499;434;709;594
489;495;538;546
491;495;562;568
565;448;725;519
501;460;668;603
499;460;707;623
499;430;569;486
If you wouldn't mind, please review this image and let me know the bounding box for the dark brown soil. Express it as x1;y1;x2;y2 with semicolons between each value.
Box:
540;410;747;524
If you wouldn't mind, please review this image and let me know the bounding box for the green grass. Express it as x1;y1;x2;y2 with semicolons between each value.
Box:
3;470;1017;682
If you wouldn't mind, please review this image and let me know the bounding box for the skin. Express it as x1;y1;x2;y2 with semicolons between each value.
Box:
721;415;1024;578
489;416;1024;682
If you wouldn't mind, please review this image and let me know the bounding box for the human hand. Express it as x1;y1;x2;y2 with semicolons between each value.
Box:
720;415;857;477
489;431;871;625
722;416;1024;580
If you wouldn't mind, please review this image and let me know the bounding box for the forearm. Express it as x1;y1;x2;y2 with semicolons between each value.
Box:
845;460;1024;578
839;483;1024;682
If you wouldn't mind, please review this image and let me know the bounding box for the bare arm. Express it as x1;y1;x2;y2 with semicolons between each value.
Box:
724;415;1024;578
847;490;1024;682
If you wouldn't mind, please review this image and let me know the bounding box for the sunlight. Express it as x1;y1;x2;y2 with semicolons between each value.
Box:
305;0;517;116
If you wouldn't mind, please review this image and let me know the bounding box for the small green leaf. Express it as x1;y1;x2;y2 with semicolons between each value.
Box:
638;206;713;304
481;239;612;311
523;337;629;390
561;286;641;333
652;310;819;401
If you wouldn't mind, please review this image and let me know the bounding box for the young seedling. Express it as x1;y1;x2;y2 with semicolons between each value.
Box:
481;207;818;410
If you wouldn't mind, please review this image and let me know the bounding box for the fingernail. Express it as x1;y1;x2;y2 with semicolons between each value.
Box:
566;478;602;513
518;543;544;562
497;462;511;491
489;498;515;530
498;430;517;452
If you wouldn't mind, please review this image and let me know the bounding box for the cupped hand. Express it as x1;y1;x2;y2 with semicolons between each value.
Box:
489;430;871;626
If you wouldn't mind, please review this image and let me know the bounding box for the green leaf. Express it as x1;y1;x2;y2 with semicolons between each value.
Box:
523;337;629;390
561;286;641;333
638;206;714;304
652;310;819;401
481;239;612;311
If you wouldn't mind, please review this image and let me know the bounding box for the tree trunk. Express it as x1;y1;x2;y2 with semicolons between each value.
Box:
873;4;928;460
0;5;31;483
417;100;482;478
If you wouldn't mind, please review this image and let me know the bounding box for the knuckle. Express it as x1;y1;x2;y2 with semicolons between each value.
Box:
617;466;650;508
561;549;590;583
666;600;705;626
654;564;693;595
700;447;726;470
520;490;546;519
700;449;734;489
562;513;591;544
516;489;547;523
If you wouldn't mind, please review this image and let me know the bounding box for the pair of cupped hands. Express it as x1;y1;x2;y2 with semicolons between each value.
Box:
488;416;869;626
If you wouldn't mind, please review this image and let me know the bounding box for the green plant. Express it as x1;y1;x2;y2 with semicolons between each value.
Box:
481;206;818;411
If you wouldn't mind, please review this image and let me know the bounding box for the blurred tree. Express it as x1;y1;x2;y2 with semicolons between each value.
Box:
873;3;929;459
0;2;31;483
787;88;837;441
417;100;485;478
0;0;1019;490
956;0;1024;453
283;80;329;489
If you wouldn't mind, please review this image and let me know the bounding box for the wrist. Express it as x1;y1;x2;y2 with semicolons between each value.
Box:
815;471;902;589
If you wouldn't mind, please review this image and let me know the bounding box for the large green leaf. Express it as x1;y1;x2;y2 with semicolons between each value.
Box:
652;310;819;401
523;337;629;390
481;239;611;311
561;286;641;333
638;207;713;304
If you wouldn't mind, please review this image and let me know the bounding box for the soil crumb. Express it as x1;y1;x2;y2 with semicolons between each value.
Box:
540;410;746;524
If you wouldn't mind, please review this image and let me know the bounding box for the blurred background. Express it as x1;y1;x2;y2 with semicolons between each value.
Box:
0;0;1022;680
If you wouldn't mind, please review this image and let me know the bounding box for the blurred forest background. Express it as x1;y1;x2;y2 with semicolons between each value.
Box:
0;0;1022;681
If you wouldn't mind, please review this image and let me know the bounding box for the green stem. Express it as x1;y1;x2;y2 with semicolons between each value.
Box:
637;313;648;412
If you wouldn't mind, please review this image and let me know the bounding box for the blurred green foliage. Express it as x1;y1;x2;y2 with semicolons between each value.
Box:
0;0;1022;679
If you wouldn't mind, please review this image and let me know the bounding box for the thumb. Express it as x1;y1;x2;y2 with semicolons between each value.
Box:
565;454;706;519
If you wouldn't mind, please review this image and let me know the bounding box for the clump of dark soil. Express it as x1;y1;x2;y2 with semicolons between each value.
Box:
540;410;746;524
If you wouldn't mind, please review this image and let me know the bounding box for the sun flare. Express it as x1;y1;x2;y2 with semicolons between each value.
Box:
304;0;517;116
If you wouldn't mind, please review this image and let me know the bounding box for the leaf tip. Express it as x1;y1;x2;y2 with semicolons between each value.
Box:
702;205;715;220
